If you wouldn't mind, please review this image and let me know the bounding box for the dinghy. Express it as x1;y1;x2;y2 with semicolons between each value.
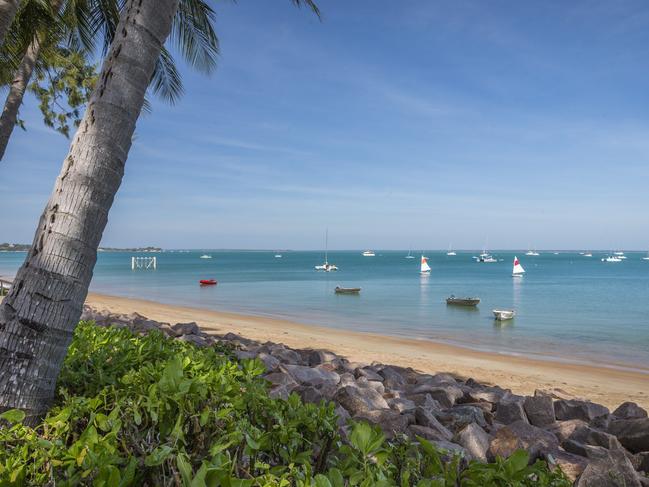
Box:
493;309;515;321
335;286;361;294
446;295;480;306
420;255;431;274
199;279;217;286
512;256;525;277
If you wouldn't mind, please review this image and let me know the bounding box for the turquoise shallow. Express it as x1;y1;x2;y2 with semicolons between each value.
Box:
1;250;648;371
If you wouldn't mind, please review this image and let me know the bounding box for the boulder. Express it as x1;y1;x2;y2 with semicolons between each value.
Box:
488;420;559;462
295;385;324;404
338;372;356;387
608;418;649;454
523;393;556;428
495;397;529;425
635;452;649;474
387;397;416;414
306;349;339;366
355;409;411;438
414;407;453;441
379;366;406;390
282;364;340;388
437;405;489;432
575;448;642;487
409;385;463;408
334;405;351;427
546;419;589;443
177;334;209;347
454;423;490;462
613;402;648;420
408;425;451;442
234;350;257;361
462;386;508;406
554;399;609;423
545;451;589;482
264;371;298;388
269;346;302;365
407;393;443;410
569;424;623;450
256;352;281;372
355;367;384;382
356;376;385;395
334;385;390;416
172;322;200;336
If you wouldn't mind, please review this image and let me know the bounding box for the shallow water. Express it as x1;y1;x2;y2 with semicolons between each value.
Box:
2;250;648;370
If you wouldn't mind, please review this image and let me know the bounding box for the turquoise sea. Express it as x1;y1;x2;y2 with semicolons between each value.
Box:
1;250;648;371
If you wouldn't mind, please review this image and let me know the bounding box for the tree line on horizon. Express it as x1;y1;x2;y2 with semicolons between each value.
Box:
0;0;319;420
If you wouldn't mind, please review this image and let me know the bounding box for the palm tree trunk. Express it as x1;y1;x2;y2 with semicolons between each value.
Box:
0;36;40;161
0;0;20;49
0;0;179;419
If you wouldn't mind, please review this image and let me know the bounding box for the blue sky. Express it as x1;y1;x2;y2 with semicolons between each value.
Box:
2;0;649;250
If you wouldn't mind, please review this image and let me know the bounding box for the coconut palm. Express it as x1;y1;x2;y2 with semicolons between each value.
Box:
0;0;318;419
0;0;221;161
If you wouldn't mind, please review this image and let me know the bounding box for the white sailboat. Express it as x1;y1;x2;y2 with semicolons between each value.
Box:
406;247;415;259
512;256;525;277
315;229;338;271
446;244;456;256
583;252;593;257
525;249;540;256
420;255;431;274
643;251;649;261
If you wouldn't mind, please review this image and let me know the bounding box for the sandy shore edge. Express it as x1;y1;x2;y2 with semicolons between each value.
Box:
83;292;649;410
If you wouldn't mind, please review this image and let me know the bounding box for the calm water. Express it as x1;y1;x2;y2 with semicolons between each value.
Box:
2;250;649;370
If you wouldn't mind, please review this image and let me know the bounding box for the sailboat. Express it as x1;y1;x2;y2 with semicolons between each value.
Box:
420;255;431;274
315;229;338;271
525;247;540;256
643;251;649;261
446;244;456;256
406;247;415;259
512;256;525;277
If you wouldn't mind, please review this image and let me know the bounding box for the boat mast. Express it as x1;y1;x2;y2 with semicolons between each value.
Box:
325;228;329;265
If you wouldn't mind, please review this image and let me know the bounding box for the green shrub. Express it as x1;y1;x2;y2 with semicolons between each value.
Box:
0;322;571;486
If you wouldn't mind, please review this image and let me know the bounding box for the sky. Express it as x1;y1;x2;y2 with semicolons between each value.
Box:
2;0;649;250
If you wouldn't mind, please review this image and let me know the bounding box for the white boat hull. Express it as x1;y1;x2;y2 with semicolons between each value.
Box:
493;309;515;321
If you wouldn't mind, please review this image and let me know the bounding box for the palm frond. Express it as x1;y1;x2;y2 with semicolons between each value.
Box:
169;0;219;74
149;45;183;104
290;0;321;20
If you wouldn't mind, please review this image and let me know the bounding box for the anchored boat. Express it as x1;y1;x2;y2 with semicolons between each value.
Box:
335;286;361;294
493;309;515;321
199;279;217;286
446;295;480;306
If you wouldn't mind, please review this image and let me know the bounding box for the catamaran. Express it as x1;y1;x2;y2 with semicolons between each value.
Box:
315;229;338;271
420;255;431;274
447;244;456;256
406;247;415;259
512;256;525;277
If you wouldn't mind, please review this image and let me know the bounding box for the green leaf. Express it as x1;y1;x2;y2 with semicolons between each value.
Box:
144;445;174;467
0;409;25;423
314;474;332;487
507;449;530;473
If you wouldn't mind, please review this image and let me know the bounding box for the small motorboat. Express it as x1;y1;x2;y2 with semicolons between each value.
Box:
446;295;480;306
362;250;375;257
335;286;361;294
199;279;217;286
200;254;212;259
493;309;515;321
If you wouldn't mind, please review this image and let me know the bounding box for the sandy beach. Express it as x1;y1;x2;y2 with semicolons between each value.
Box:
85;292;649;410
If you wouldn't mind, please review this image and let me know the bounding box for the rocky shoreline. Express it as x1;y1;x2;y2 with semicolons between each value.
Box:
82;305;649;486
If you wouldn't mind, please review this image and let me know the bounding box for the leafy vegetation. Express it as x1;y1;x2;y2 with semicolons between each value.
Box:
0;322;570;486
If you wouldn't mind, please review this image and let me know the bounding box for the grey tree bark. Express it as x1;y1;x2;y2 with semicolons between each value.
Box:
0;0;20;50
0;36;40;161
0;0;180;418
